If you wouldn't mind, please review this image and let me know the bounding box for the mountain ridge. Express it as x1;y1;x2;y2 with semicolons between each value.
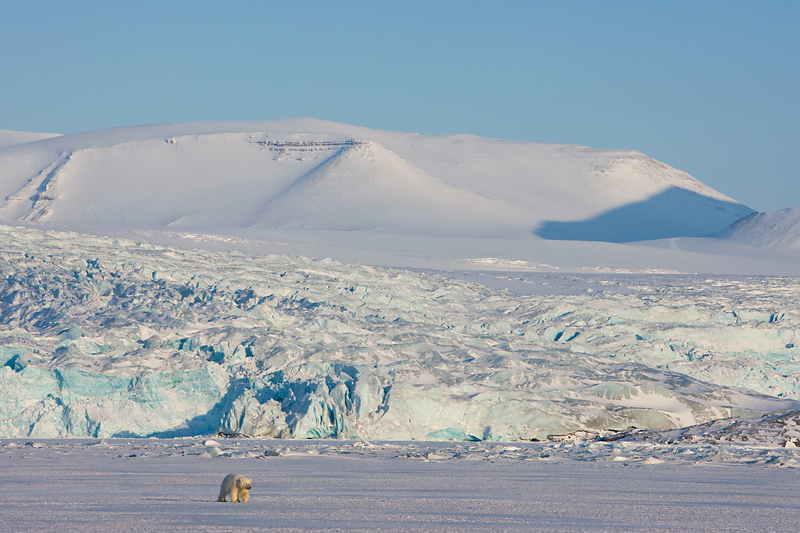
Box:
713;207;800;250
0;119;753;244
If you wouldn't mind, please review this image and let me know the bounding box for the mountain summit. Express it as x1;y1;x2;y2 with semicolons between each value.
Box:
0;119;752;243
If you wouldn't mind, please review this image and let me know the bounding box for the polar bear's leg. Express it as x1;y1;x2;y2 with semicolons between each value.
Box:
239;490;249;503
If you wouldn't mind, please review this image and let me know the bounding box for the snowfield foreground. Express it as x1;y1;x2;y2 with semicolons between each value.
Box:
1;437;799;532
2;225;800;442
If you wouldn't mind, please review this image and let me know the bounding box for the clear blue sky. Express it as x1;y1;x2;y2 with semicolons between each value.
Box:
1;0;797;211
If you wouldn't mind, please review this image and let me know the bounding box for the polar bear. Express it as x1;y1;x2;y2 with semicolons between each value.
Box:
218;473;252;503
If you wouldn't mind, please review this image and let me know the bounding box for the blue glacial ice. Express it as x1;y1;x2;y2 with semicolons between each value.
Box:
1;225;799;440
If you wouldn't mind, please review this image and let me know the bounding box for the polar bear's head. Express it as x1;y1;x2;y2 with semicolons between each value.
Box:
237;476;252;490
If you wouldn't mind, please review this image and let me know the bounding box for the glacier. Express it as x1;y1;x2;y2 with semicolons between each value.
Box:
1;224;799;440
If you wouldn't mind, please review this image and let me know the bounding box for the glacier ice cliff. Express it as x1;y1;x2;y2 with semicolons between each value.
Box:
1;225;799;440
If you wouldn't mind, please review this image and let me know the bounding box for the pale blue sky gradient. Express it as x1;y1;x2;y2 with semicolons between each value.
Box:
1;0;797;211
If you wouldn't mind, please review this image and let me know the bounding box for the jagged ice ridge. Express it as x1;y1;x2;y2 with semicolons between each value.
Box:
2;225;799;440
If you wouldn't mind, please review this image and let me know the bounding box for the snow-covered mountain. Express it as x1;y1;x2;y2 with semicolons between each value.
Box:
0;119;752;243
713;207;800;250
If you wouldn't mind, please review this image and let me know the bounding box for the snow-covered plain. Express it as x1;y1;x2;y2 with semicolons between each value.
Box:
2;437;800;532
2;120;800;530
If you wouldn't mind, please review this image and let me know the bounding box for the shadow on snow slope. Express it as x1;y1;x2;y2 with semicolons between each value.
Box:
534;186;754;243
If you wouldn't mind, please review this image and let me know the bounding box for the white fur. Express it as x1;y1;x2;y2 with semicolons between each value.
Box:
217;473;251;503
